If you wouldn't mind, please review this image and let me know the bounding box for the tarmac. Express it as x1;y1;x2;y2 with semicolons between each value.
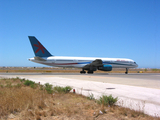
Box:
0;73;160;117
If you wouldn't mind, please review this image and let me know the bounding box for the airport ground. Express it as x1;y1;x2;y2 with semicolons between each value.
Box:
0;67;160;119
0;77;159;120
0;67;160;73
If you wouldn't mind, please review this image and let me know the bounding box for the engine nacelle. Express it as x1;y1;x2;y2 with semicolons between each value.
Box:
98;65;112;71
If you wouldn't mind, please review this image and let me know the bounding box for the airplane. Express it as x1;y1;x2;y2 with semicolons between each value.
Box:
28;36;138;74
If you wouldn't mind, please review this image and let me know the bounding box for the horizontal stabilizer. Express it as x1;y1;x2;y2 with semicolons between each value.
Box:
34;57;46;61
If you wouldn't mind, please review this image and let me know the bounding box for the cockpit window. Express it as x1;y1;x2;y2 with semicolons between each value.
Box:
134;62;136;64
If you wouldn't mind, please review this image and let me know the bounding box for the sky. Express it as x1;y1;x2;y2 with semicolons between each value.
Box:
0;0;160;68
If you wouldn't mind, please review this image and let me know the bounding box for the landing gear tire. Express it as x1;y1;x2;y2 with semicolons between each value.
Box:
80;71;86;74
87;71;93;74
125;68;128;74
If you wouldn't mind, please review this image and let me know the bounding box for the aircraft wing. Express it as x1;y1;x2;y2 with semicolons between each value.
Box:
83;59;103;71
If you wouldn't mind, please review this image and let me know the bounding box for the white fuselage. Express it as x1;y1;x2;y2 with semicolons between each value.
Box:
29;56;138;68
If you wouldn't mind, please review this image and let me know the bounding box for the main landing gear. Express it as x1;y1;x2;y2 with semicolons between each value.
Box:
80;69;86;74
125;68;128;74
87;71;93;74
80;70;86;74
80;69;93;74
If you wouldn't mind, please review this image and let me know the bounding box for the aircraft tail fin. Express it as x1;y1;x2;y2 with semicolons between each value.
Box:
28;36;52;57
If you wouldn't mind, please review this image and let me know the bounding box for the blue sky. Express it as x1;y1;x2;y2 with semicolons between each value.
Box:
0;0;160;68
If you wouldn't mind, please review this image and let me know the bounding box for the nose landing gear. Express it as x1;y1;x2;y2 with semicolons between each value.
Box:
125;68;128;74
80;69;86;74
80;69;94;74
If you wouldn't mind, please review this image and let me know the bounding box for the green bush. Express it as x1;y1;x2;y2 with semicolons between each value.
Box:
44;83;53;94
53;86;63;93
97;95;118;106
53;86;72;93
30;84;37;89
63;86;72;93
87;93;95;100
24;80;35;86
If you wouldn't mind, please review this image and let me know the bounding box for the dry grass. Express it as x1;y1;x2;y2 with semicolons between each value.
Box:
0;67;160;73
0;78;160;120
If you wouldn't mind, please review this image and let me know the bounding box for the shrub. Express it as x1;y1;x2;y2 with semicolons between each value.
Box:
30;84;37;89
43;83;72;94
97;95;118;106
63;86;72;93
87;93;95;100
44;83;53;94
24;80;35;86
53;86;63;93
53;86;72;93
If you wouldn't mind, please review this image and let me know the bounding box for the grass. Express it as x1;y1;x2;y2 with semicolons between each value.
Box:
97;95;118;106
44;83;53;94
24;79;38;89
44;83;72;94
24;79;35;86
0;78;159;120
53;86;72;93
87;93;95;100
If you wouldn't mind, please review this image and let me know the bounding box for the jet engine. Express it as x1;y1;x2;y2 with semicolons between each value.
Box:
98;65;112;71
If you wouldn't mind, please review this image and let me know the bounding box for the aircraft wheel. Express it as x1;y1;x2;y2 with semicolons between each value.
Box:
125;68;128;74
80;71;86;74
87;71;93;74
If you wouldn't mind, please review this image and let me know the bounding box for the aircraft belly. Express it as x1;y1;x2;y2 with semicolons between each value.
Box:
111;64;135;68
34;61;135;68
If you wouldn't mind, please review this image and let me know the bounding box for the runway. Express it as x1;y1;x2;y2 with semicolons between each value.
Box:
1;73;160;89
0;73;160;117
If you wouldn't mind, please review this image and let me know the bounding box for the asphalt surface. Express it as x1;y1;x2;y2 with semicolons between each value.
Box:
1;73;160;89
